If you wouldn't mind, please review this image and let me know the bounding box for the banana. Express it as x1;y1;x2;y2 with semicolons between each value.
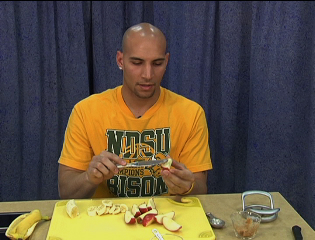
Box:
108;204;121;215
101;200;113;207
5;209;51;240
96;204;107;216
66;199;79;218
119;204;128;213
87;206;97;216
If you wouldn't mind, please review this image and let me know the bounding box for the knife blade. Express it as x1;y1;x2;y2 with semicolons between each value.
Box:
117;159;168;168
292;225;303;240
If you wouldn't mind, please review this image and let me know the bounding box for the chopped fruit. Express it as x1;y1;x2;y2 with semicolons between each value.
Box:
162;217;182;232
96;204;107;215
131;204;141;218
142;213;157;227
161;157;172;170
138;203;148;214
104;206;110;214
102;200;113;207
147;197;156;211
119;204;128;213
124;210;136;224
137;209;158;223
112;208;121;215
87;206;97;216
66;199;79;218
155;211;175;224
109;205;121;215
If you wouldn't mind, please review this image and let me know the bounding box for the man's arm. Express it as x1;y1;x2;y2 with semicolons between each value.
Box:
161;159;208;195
58;164;98;199
58;151;126;199
190;171;208;195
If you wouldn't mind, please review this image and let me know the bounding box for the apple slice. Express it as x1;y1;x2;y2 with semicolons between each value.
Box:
162;216;182;232
147;197;156;211
137;209;158;223
161;157;172;170
142;213;158;227
138;202;148;214
124;210;136;224
155;211;175;224
131;204;141;218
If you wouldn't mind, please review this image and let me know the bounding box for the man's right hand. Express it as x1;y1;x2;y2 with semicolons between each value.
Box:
86;151;126;185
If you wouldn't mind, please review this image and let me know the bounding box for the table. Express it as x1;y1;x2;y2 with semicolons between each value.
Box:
1;192;314;239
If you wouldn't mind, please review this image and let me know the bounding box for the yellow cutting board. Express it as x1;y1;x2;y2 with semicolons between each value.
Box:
46;197;215;240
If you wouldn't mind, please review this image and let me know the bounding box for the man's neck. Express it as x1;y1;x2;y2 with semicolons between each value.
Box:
121;86;160;118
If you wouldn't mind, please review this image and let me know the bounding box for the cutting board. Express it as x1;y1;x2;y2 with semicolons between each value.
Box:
46;197;215;240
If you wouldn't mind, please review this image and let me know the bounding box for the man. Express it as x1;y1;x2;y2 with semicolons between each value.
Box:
58;22;212;199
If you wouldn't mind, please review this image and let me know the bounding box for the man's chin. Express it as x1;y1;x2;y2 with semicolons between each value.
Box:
136;93;155;99
135;90;155;99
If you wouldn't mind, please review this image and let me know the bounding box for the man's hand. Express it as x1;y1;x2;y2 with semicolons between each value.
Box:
161;158;196;195
86;151;126;185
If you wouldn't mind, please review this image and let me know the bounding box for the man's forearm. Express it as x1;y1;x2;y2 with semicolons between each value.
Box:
189;171;208;195
58;166;98;199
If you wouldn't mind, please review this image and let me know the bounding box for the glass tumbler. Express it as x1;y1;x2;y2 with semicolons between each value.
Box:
230;211;261;240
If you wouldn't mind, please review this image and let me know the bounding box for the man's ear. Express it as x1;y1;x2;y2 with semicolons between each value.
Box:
116;51;123;69
165;52;170;67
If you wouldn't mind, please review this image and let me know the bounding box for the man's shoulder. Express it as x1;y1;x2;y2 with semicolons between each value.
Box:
163;87;203;110
77;86;120;106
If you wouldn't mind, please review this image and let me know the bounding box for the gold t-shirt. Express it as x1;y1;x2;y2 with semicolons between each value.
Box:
59;86;212;198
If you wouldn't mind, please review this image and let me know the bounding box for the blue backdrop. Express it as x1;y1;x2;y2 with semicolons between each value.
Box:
0;1;314;230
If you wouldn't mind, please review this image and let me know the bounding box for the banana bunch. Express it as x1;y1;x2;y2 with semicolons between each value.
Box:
5;209;51;240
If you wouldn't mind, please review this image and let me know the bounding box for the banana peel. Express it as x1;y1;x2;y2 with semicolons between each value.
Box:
5;209;51;240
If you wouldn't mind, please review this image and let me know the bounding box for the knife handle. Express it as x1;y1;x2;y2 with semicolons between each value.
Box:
292;225;303;240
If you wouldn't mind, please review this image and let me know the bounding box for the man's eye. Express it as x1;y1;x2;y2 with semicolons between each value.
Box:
153;62;163;66
132;62;142;65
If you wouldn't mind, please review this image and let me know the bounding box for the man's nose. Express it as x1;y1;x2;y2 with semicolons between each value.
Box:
141;64;153;79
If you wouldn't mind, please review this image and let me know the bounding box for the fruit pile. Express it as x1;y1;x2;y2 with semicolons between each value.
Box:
124;197;182;232
66;197;182;232
66;199;129;217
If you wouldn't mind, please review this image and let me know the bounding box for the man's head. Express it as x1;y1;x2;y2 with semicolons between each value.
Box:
116;22;169;100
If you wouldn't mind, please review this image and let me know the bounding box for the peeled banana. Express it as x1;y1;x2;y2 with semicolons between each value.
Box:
87;206;97;216
96;204;107;215
66;199;79;218
5;209;51;240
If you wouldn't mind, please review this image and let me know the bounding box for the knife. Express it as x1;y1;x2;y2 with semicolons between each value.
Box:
117;159;168;168
292;225;303;240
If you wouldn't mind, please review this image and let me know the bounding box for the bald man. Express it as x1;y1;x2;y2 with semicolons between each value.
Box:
58;23;212;199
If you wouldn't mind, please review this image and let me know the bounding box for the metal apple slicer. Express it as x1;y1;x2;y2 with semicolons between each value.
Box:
242;190;280;223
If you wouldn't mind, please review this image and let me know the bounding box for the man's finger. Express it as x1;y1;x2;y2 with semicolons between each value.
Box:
100;151;126;166
169;158;186;170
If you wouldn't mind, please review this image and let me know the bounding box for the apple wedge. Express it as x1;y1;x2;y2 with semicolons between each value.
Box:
142;213;158;227
162;216;182;232
138;202;148;214
161;157;172;170
124;210;136;224
137;209;158;223
155;211;175;224
147;197;156;211
131;204;141;218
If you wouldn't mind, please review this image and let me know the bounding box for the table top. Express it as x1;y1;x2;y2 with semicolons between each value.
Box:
1;192;314;239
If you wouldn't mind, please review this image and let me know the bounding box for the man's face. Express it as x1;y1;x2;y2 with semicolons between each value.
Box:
117;35;169;100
